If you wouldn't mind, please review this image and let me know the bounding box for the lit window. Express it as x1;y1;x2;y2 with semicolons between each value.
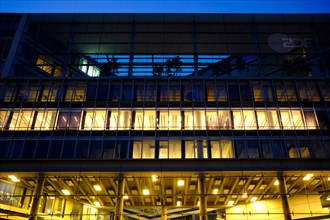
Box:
9;111;34;130
35;110;57;130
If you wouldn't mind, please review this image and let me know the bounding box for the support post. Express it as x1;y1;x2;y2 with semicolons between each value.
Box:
115;176;125;220
278;172;291;220
29;173;45;220
161;206;167;220
198;176;208;220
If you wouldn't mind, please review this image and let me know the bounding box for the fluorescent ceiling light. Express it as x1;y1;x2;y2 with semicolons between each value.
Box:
303;173;314;181
142;189;150;195
93;185;102;191
62;189;70;195
177;179;184;186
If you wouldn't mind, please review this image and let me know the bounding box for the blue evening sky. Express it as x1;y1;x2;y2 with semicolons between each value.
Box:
1;0;329;13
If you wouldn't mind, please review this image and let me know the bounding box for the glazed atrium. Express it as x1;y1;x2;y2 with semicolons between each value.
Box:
0;13;330;220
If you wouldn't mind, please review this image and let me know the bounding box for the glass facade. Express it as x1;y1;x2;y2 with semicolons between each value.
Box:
0;13;330;220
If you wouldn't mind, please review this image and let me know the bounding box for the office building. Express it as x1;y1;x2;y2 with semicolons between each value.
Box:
0;13;330;220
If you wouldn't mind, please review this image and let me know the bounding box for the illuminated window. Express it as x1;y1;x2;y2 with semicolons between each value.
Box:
280;110;294;129
185;141;197;158
9;111;34;130
287;140;310;158
36;55;53;75
184;110;194;130
57;111;81;129
256;110;280;129
210;140;234;158
0;111;10;129
218;110;231;129
291;110;304;129
133;140;155;159
205;81;215;101
35;110;57;130
194;110;206;130
159;140;181;159
41;85;57;102
159;110;168;130
206;110;219;129
144;110;155;130
119;110;131;130
84;110;106;130
275;82;287;101
79;58;100;77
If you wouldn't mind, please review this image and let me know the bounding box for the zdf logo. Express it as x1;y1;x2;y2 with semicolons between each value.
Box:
268;33;312;53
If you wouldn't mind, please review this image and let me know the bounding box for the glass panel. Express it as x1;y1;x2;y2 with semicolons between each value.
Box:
275;82;287;101
109;110;118;130
312;140;326;158
134;82;144;101
89;140;103;159
210;141;221;158
134;110;143;130
9;111;34;130
64;85;74;101
243;110;257;129
169;81;180;101
158;81;168;101
184;110;193;130
84;110;106;130
303;110;318;129
118;110;131;130
159;110;168;130
159;141;169;159
261;140;273;158
143;110;156;130
319;81;330;101
285;82;297;101
205;81;215;101
169;140;181;158
291;110;304;129
142;140;155;159
145;81;157;101
185;141;196;158
218;110;231;129
103;140;116;159
235;141;247;158
257;110;280;129
41;84;57;102
252;81;262;101
206;110;219;129
133;141;142;159
280;110;294;129
57;112;81;129
194;110;206;130
192;82;205;101
169;110;181;129
35;110;57;130
247;141;260;158
215;81;227;101
233;110;244;130
0;111;10;129
73;84;86;102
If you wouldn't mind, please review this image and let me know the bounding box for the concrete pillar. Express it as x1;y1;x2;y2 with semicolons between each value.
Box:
161;206;167;220
115;177;125;220
198;176;208;220
29;173;45;220
278;172;291;220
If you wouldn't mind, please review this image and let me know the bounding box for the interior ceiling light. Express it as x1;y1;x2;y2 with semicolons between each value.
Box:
197;201;200;206
303;173;314;181
62;189;70;195
142;189;150;195
227;200;234;206
327;177;330;181
123;195;129;200
326;195;330;201
152;175;158;182
177;179;184;186
176;201;182;206
242;192;248;198
93;201;101;207
8;175;20;182
93;185;102;191
250;197;258;202
212;188;219;194
274;180;279;185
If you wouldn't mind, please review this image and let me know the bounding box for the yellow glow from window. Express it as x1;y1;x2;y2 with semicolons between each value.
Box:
152;175;158;182
242;192;248;198
8;175;20;182
303;173;314;181
93;201;101;207
250;197;258;202
227;200;234;206
62;189;70;195
93;185;102;191
177;179;184;186
212;188;218;194
177;201;182;206
274;180;279;185
142;189;150;195
123;195;129;200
